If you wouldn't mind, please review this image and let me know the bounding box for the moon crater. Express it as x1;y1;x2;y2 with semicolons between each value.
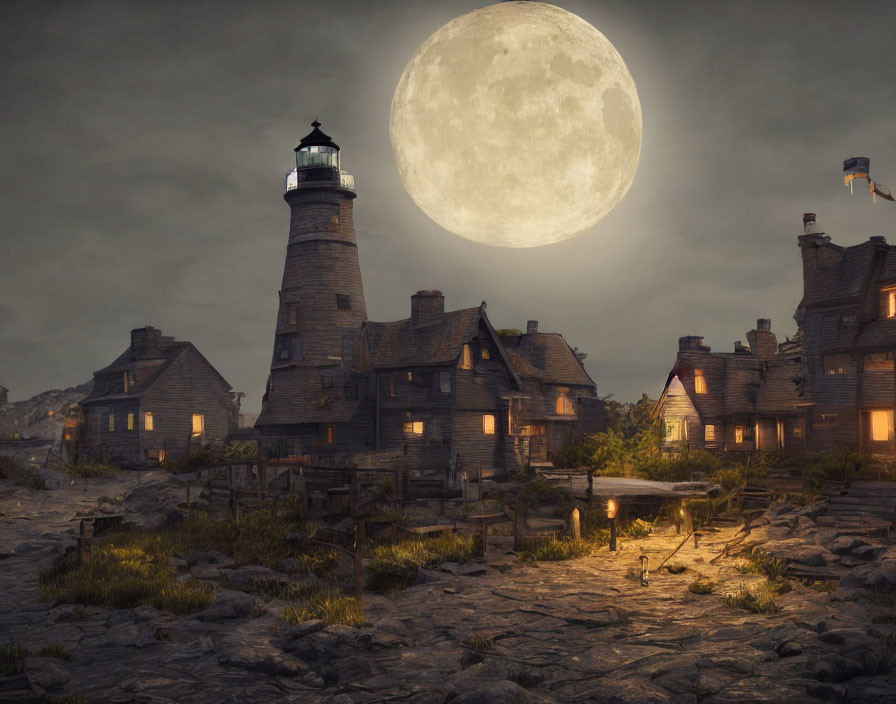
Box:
390;2;642;248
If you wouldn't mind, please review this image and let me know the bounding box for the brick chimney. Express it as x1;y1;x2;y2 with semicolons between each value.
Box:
746;319;777;359
527;320;538;335
130;326;163;360
411;290;445;325
679;335;710;352
798;213;832;299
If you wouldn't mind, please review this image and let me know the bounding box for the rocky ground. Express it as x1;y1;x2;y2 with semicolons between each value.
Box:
2;472;896;703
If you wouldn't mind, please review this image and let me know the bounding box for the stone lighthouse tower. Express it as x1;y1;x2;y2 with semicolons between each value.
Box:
255;121;370;459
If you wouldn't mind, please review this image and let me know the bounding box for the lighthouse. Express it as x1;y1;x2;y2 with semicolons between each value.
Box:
255;121;371;459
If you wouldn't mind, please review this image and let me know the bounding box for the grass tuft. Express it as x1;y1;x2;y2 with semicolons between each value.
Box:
465;632;494;653
519;538;594;562
63;463;119;479
688;577;715;594
740;547;788;580
0;640;28;676
724;582;779;614
38;643;72;660
281;586;364;628
367;532;477;593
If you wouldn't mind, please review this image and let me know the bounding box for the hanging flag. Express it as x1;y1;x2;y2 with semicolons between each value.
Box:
844;156;871;187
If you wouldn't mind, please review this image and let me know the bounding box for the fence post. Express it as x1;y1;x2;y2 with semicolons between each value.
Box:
570;508;581;541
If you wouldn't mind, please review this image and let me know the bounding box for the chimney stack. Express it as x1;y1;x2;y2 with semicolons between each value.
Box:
411;290;445;326
746;319;777;359
527;320;539;335
679;335;710;352
131;326;163;360
803;212;818;235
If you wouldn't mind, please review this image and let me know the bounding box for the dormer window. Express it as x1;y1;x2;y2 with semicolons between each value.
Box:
881;285;896;318
480;343;491;360
694;370;707;394
555;387;575;415
459;344;472;370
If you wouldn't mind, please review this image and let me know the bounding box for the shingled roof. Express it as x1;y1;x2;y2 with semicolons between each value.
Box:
83;332;230;405
501;332;595;387
366;307;481;368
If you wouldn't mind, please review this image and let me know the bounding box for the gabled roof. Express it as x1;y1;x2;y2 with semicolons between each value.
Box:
83;338;231;405
500;332;595;387
366;305;523;389
367;307;481;368
656;348;803;422
801;239;888;308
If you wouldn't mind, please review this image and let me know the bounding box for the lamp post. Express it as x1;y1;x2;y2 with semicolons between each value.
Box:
607;498;618;552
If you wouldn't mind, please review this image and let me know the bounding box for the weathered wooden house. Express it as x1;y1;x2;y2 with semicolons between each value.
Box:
254;122;604;478
79;326;239;465
655;213;896;456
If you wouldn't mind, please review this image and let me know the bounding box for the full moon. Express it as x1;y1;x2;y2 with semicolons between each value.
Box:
390;2;642;248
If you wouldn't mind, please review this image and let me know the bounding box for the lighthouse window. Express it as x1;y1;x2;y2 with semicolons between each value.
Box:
336;294;351;310
330;215;339;232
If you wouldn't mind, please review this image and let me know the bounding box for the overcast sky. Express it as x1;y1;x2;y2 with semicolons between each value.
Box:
3;1;896;412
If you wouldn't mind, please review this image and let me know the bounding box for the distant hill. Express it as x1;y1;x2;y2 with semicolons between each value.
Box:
0;381;93;445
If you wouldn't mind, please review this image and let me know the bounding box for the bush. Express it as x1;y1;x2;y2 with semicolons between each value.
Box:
2;457;47;490
688;577;715;594
741;547;788;580
164;450;217;474
724;583;778;614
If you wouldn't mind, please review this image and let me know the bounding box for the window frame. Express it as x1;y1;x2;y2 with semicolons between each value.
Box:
482;413;496;435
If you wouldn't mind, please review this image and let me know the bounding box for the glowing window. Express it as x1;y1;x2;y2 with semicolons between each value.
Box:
326;426;335;444
192;414;204;436
127;413;134;431
144;412;153;431
694;370;707;394
460;344;471;369
866;352;895;370
890;291;896;318
480;343;490;360
483;414;496;435
555;387;575;415
159;450;167;462
108;414;115;432
407;371;413;382
871;410;893;442
735;425;744;443
704;424;715;441
403;421;424;435
664;419;681;441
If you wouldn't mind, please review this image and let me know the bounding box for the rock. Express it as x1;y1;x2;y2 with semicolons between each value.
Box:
186;550;233;567
792;516;817;536
38;469;66;489
197;590;256;622
796;617;828;633
788;545;836;567
168;556;188;570
161;508;188;528
0;674;31;694
441;562;488;577
199;635;214;653
449;680;535;704
864;562;896;590
24;657;69;691
190;564;223;579
852;545;886;562
776;640;802;657
225;565;288;592
838;573;866;589
414;568;441;584
827;536;869;556
278;619;327;649
106;605;163;627
767;502;796;519
603;678;672;703
277;557;304;574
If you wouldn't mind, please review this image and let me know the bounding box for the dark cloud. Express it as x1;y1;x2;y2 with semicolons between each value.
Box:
2;0;895;409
